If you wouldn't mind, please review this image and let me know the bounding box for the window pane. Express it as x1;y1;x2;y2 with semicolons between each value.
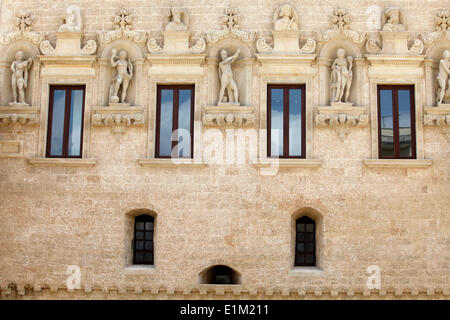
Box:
159;89;174;156
270;88;284;157
144;253;153;263
306;233;314;241
379;89;394;157
297;233;305;241
68;90;84;157
145;222;153;230
49;90;66;156
135;241;143;250
296;223;305;232
306;242;314;252
296;254;305;264
145;241;153;250
306;224;314;232
289;89;302;156
177;89;192;158
136;222;144;230
398;89;413;157
135;252;143;263
136;231;144;240
297;242;305;252
306;254;314;264
144;231;152;240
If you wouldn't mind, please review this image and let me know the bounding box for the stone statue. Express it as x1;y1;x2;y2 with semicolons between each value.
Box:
11;51;33;105
165;8;188;31
274;4;299;31
58;5;82;32
330;48;353;104
436;50;450;104
109;49;133;104
218;49;240;105
382;7;405;32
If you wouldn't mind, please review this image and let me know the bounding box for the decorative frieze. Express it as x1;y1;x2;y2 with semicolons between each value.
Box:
202;105;255;126
0;106;39;138
92;106;145;136
98;9;147;45
315;105;368;140
206;7;255;44
0;12;44;45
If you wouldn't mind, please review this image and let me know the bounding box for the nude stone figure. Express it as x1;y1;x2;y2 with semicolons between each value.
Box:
382;8;405;32
218;49;240;105
165;8;188;32
11;51;33;105
436;50;450;104
109;49;133;104
274;4;299;31
330;48;353;103
58;5;82;32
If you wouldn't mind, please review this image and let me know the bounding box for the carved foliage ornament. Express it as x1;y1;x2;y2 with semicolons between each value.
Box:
206;7;255;43
0;12;44;45
319;8;366;44
421;9;450;45
0;113;39;138
98;9;146;45
92;112;144;136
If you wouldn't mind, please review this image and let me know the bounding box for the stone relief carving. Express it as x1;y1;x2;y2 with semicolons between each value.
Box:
256;5;316;54
10;51;33;106
330;48;353;104
0;12;43;45
165;8;189;31
98;9;146;45
92;111;144;136
58;5;83;32
0;110;39;138
274;4;299;31
421;9;450;45
436;50;450;104
147;8;205;54
423;105;450;141
109;49;133;104
217;48;240;105
315;106;368;140
319;8;366;44
206;7;255;43
202;105;255;127
382;8;406;32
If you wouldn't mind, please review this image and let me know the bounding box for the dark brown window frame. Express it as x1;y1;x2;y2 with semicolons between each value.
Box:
377;85;416;159
133;215;154;265
46;85;86;158
295;216;316;267
267;84;306;158
155;85;195;159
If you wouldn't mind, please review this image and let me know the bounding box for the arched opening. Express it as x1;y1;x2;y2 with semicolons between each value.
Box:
295;216;316;266
199;265;241;285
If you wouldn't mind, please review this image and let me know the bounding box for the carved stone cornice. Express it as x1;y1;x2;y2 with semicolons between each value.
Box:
315;104;368;140
147;31;206;54
92;106;145;137
206;7;255;44
0;106;40;138
366;31;424;55
318;8;366;44
202;105;255;126
256;54;316;76
0;12;44;45
40;32;97;56
424;105;450;141
98;9;146;45
256;30;316;54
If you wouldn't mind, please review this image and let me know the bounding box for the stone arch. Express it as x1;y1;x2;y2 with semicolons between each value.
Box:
319;39;363;59
99;39;145;61
425;40;450;60
208;38;252;59
199;264;241;285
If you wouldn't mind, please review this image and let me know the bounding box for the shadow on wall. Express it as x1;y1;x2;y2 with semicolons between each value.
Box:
199;265;241;285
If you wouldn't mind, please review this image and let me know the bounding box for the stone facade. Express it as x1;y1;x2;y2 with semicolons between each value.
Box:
0;0;449;300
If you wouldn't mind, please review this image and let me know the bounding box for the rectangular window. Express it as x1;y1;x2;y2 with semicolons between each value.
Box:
156;85;194;158
267;84;306;158
377;85;416;159
46;85;86;158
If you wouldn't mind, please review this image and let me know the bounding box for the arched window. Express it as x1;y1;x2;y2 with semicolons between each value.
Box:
133;215;154;265
295;216;315;266
199;265;241;285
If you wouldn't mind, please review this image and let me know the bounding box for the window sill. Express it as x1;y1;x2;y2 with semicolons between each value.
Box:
28;158;97;167
289;267;325;277
123;265;156;275
251;158;323;168
363;159;433;168
137;158;207;168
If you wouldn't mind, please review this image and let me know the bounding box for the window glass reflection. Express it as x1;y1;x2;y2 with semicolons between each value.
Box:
379;89;394;157
159;90;174;157
68;90;84;157
289;89;302;156
270;89;284;157
178;90;192;158
49;90;66;156
398;90;412;157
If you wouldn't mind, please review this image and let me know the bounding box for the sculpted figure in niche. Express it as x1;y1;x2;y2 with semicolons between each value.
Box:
382;7;405;32
109;49;133;104
436;50;450;104
165;8;188;31
330;48;353;103
58;5;83;32
218;49;240;105
274;4;299;31
11;51;33;105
